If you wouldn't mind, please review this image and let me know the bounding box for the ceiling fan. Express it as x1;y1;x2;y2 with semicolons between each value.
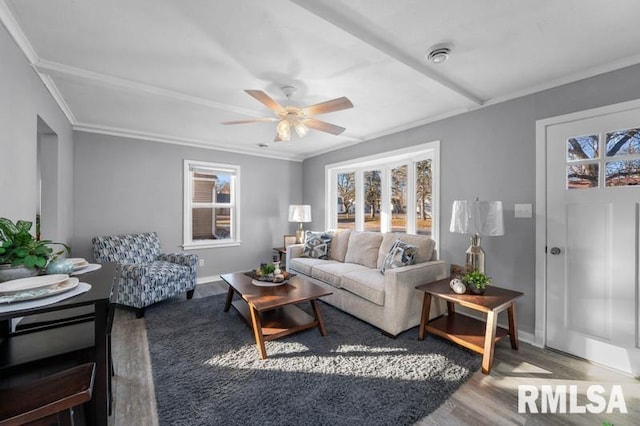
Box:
222;86;353;142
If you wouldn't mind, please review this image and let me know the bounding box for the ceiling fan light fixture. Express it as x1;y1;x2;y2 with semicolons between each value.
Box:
293;120;309;138
276;119;291;141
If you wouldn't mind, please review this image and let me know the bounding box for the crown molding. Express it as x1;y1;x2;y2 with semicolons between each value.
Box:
0;1;38;63
33;59;263;118
35;71;77;123
73;122;305;162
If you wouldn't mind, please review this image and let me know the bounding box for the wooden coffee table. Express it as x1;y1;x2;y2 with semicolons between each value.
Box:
416;277;523;374
221;272;332;359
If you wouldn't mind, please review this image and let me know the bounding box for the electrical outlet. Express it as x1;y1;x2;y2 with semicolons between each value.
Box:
198;259;204;267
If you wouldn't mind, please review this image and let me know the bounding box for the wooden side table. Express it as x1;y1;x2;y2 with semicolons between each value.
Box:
416;277;523;374
273;247;287;266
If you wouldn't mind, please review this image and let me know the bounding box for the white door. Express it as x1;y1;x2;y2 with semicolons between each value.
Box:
546;106;640;376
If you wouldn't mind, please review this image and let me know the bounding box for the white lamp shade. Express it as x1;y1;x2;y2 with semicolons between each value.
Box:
288;205;312;223
450;200;504;236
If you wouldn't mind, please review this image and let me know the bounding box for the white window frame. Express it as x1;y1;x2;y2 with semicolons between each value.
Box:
325;141;440;250
183;159;241;249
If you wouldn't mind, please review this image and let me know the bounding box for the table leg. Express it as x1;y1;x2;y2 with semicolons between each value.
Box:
418;293;432;340
507;303;519;350
92;299;108;425
446;301;456;315
248;305;267;359
310;299;327;336
223;286;234;312
482;310;498;374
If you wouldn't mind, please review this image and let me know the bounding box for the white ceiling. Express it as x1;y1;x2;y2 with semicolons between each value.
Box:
3;0;640;161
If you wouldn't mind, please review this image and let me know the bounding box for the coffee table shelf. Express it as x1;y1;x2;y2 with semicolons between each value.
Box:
222;272;332;359
231;300;320;340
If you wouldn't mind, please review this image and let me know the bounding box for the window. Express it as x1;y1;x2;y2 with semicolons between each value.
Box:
326;141;439;243
183;160;241;248
566;127;640;188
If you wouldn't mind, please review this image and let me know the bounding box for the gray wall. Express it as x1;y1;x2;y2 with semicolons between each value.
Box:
72;131;303;278
302;63;640;336
0;22;74;243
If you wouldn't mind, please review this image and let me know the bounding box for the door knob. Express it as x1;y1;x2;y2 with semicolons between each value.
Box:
549;247;561;255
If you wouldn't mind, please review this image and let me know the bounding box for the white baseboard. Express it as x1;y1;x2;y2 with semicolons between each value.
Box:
197;275;221;285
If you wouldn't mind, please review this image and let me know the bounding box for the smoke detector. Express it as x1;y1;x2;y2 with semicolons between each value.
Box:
426;44;452;64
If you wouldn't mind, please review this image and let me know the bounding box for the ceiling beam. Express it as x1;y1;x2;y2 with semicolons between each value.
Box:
291;0;484;106
33;59;266;118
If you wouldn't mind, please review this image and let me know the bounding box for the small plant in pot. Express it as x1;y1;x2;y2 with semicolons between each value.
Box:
0;217;70;282
462;270;491;295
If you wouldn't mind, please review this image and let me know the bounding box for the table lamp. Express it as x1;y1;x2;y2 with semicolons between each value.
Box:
449;199;504;273
288;205;312;244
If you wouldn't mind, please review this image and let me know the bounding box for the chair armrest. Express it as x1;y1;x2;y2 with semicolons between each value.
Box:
158;253;198;268
120;263;152;279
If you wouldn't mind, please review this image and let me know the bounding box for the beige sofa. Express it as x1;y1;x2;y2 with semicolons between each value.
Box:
287;230;446;336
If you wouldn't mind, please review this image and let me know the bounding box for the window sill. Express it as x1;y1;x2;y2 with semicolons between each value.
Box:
182;240;242;250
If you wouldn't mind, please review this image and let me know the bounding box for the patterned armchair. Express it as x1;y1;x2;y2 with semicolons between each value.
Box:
92;232;197;318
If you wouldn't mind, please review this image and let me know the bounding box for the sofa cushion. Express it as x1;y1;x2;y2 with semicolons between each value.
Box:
344;232;383;268
289;257;334;276
380;239;418;274
328;229;351;262
311;262;371;289
377;233;436;269
302;231;332;259
341;269;386;306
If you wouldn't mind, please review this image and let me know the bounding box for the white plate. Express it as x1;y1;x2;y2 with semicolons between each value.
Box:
0;274;69;295
252;279;287;287
0;277;79;303
68;258;89;270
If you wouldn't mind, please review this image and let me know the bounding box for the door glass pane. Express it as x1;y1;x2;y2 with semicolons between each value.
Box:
605;128;640;157
567;163;599;189
567;135;599;161
606;160;640;187
364;170;381;232
391;165;407;232
415;160;432;235
337;172;355;230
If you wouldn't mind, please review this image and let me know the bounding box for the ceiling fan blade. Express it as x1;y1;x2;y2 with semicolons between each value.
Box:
221;117;277;125
304;118;346;135
301;97;353;117
245;90;286;114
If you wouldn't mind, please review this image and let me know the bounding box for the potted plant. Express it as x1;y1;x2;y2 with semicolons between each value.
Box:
462;270;491;295
0;217;70;282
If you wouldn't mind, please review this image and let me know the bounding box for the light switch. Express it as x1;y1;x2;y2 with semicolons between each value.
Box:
514;203;532;218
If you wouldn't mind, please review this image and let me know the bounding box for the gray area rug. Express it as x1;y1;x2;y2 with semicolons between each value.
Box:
145;294;480;425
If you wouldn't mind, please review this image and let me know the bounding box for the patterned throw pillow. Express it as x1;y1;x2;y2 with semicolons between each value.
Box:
380;239;417;274
302;231;332;259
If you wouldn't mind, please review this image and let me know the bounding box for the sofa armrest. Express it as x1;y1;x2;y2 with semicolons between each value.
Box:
383;260;447;288
383;260;447;310
286;244;305;260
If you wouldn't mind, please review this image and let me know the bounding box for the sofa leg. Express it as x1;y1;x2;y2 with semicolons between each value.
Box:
381;330;398;339
186;289;195;300
135;307;145;319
